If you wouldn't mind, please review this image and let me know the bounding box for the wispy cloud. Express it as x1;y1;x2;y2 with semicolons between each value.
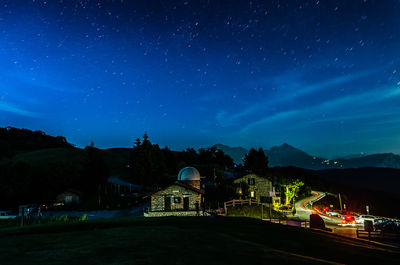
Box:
0;102;39;117
240;86;400;133
218;69;377;126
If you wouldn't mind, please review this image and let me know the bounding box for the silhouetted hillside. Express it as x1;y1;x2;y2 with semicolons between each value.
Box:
264;143;326;169
0;127;74;158
337;153;400;169
213;144;247;164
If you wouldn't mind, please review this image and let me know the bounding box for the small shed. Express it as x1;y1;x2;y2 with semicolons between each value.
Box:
56;190;82;205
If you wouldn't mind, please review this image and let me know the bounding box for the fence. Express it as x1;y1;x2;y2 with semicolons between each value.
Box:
267;219;309;228
224;199;267;213
356;229;400;242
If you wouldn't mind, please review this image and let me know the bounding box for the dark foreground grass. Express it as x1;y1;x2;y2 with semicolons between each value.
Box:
0;217;399;265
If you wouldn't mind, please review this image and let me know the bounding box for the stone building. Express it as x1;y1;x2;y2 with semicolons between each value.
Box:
144;167;204;217
233;174;279;203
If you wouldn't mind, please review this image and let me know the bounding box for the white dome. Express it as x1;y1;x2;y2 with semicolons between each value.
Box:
178;167;200;181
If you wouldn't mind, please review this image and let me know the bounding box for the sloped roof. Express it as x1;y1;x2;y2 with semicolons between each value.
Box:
108;176;143;189
173;181;204;194
153;181;204;196
233;173;272;182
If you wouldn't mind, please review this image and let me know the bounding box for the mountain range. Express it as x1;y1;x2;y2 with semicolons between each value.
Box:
213;143;400;170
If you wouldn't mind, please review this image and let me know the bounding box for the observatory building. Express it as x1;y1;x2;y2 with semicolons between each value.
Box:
144;167;204;217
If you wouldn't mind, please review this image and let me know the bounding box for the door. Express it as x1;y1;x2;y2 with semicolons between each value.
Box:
164;196;171;211
183;197;189;211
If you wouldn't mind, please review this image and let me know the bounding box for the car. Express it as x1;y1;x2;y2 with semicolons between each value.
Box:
0;211;17;220
340;215;357;226
326;211;340;217
356;215;375;224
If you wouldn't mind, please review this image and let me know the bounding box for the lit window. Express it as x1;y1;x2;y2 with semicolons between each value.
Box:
250;191;255;198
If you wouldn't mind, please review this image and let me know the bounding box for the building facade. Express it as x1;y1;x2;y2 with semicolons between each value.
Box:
233;174;278;203
144;167;204;217
56;190;81;205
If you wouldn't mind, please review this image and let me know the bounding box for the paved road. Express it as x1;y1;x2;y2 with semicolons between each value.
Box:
295;191;362;239
294;190;325;220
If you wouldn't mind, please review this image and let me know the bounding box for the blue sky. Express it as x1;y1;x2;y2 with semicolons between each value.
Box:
0;0;400;157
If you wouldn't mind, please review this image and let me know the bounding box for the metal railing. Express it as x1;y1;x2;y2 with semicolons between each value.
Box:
356;229;400;241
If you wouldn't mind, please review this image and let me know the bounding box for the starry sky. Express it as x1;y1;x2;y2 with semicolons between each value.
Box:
1;0;400;158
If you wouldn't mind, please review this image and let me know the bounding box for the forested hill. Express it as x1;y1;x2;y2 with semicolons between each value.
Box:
0;127;74;157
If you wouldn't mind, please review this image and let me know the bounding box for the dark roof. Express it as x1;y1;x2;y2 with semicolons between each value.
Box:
233;174;271;182
108;176;143;189
173;181;204;194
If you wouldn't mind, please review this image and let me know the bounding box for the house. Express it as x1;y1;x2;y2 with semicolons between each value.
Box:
56;190;82;205
144;167;204;217
233;174;279;204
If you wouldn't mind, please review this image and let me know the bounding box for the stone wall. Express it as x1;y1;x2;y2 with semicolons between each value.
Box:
144;211;201;217
234;174;272;202
150;184;201;212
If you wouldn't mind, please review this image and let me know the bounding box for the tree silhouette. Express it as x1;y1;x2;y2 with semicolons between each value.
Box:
243;148;269;176
80;145;109;195
129;133;167;186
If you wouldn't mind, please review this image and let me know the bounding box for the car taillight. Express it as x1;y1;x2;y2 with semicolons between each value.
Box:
352;221;356;224
342;220;346;224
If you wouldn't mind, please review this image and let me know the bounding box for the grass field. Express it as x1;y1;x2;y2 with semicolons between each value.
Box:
0;217;399;265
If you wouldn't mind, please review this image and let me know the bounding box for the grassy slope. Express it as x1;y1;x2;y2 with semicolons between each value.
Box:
0;147;132;177
99;148;131;177
0;217;398;265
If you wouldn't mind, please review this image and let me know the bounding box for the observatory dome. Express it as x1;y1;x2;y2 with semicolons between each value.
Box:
177;167;200;181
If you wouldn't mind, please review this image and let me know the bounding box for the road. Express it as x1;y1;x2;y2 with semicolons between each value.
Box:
295;191;359;239
294;190;325;220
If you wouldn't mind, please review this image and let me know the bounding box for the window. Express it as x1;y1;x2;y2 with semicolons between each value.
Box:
248;178;255;185
250;191;255;198
173;197;181;204
65;195;73;203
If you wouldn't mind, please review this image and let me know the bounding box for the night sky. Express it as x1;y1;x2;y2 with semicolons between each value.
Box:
1;0;399;157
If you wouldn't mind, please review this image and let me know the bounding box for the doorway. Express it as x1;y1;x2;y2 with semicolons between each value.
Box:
164;196;171;211
183;197;189;211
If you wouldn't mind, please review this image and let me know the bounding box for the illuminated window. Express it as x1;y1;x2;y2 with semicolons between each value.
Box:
250;191;255;198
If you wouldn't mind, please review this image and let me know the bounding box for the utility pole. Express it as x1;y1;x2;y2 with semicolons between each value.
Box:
338;193;343;212
269;202;272;221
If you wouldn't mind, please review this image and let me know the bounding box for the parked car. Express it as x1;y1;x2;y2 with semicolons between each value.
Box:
0;211;17;220
374;218;400;232
356;215;375;224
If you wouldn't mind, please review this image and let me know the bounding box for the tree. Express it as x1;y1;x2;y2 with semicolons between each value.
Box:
80;145;109;195
243;148;269;176
129;133;167;186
